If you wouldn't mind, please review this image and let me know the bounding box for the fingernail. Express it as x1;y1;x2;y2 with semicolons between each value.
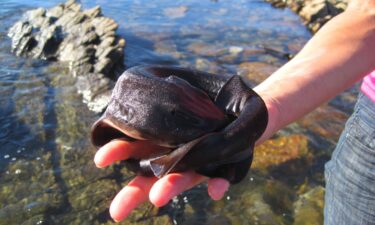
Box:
94;151;107;168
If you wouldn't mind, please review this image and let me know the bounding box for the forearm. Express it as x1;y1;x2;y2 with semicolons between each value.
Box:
254;4;375;143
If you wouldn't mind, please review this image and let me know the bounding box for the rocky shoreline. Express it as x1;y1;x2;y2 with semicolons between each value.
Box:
7;0;351;113
8;0;125;112
1;1;349;224
265;0;349;33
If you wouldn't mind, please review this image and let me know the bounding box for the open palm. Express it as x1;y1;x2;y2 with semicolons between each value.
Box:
94;139;230;222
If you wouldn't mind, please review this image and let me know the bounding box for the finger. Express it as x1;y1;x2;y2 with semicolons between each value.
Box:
94;140;131;168
94;139;168;168
110;176;158;222
207;178;230;200
149;171;207;207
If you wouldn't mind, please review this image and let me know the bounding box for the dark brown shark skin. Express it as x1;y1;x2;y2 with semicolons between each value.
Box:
91;65;268;184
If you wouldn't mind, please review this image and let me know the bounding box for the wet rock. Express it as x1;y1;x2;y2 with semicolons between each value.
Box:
298;105;348;141
300;0;342;33
154;40;184;59
217;53;239;64
8;0;125;113
293;186;325;225
92;17;119;36
163;6;189;19
206;214;232;225
45;70;126;224
8;21;33;56
263;179;296;214
20;215;49;225
194;58;220;74
237;61;278;85
228;46;244;55
66;0;81;12
31;24;61;59
187;42;227;57
47;4;64;19
122;202;173;225
26;8;47;23
253;135;310;171
68;179;118;211
212;178;292;225
0;153;65;225
84;6;102;18
13;72;47;141
329;84;359;114
265;0;347;33
76;73;113;112
299;0;336;23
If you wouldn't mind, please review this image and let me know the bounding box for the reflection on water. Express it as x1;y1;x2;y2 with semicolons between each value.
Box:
0;0;356;224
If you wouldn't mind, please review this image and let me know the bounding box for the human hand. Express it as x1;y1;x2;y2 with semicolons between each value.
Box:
94;139;230;222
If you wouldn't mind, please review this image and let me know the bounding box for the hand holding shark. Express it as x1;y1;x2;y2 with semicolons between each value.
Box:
91;65;268;184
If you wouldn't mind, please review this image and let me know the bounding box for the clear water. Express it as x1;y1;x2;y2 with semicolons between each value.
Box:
0;0;356;224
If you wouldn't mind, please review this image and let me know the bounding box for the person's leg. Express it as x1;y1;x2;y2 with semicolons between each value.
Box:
324;93;375;225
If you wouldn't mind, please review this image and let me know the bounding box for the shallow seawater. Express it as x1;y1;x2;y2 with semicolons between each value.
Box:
0;0;357;224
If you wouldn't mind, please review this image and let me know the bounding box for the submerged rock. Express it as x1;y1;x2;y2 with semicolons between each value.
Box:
298;105;348;141
0;153;65;225
163;6;189;19
8;0;125;112
293;186;325;225
252;135;310;171
187;42;227;57
212;178;295;225
237;61;278;85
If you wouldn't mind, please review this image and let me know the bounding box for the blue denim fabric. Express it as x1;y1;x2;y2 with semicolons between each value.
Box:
324;93;375;225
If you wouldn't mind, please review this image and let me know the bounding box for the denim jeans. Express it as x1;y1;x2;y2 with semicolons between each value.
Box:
324;93;375;225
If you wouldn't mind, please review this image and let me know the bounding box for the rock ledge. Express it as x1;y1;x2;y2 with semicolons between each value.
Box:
265;0;348;33
8;0;125;112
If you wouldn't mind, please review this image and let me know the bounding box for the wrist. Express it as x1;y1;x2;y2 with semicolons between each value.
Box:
253;89;282;145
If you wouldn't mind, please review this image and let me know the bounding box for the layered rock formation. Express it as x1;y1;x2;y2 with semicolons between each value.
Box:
265;0;349;33
8;0;125;112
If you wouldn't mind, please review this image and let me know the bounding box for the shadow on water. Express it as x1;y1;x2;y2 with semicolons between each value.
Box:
42;76;72;215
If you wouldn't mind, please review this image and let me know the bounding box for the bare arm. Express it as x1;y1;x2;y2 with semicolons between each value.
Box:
255;1;375;143
95;2;375;222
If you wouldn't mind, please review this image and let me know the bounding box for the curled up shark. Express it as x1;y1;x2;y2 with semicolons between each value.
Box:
91;65;268;184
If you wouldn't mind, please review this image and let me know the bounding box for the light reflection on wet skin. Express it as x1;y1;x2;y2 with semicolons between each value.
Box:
0;0;354;224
